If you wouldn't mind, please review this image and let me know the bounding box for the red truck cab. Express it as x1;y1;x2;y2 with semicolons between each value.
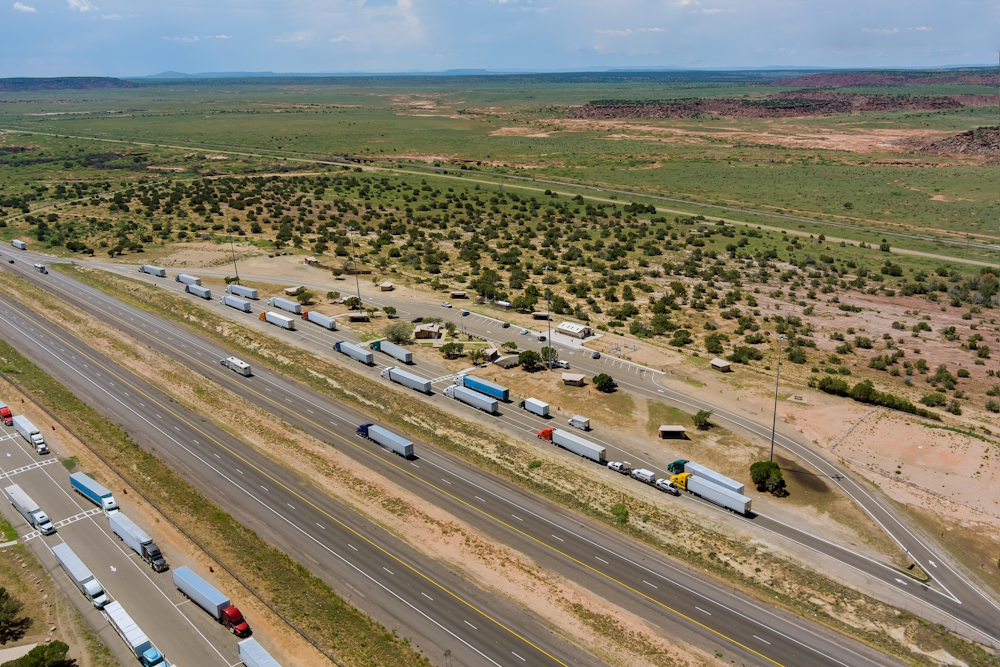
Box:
221;605;251;637
537;427;554;441
0;402;12;427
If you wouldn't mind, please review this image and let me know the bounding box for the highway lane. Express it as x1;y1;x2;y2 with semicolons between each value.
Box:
0;262;910;665
0;295;586;667
58;256;1000;645
0;421;237;667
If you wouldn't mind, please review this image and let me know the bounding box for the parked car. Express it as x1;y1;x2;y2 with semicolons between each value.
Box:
461;310;470;316
608;461;632;475
442;301;452;308
501;322;510;329
538;335;547;342
592;351;601;359
655;478;680;496
520;328;529;335
554;360;569;369
411;317;424;323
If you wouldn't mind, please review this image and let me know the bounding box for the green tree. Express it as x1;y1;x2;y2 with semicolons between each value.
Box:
540;346;559;365
440;342;464;359
382;322;413;344
382;305;397;319
0;586;31;645
593;373;616;393
344;296;361;310
501;341;518;352
670;329;692;347
295;290;314;306
611;503;629;525
3;640;71;666
693;409;713;430
519;349;542;370
326;290;341;300
469;349;485;365
751;461;787;496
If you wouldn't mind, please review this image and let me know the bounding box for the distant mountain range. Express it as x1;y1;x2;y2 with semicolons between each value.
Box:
144;69;494;78
0;76;141;92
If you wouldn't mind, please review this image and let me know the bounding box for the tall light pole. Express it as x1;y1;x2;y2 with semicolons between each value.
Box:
769;334;787;463
348;226;361;311
544;265;552;371
224;205;240;285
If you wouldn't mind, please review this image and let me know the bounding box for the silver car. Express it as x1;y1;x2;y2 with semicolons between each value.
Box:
655;478;680;496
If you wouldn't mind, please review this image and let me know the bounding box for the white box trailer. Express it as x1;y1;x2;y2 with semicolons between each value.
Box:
175;274;201;286
568;415;590;431
631;468;656;484
12;414;48;454
381;367;431;394
372;340;412;364
303;310;337;330
267;296;302;315
227;284;259;300
686;474;751;515
444;384;498;414
334;341;373;365
52;542;109;608
684;461;744;495
541;428;606;464
222;294;252;312
139;265;166;278
356;423;414;458
104;601;168;666
4;484;55;535
521;397;550;417
186;284;212;300
109;512;167;572
239;638;282;667
262;311;295;330
11;239;27;250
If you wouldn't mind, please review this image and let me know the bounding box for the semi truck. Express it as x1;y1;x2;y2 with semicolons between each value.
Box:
12;415;48;454
185;284;212;300
172;566;250;636
11;239;26;250
33;263;48;274
267;296;302;315
671;472;751;515
52;542;109;608
537;428;606;464
138;265;166;278
4;484;56;535
356;423;414;458
221;357;252;376
381;367;431;394
683;461;745;495
303;310;337;330
518;397;549;417
444;385;497;414
453;374;509;402
222;294;252;313
239;638;282;667
227;284;259;300
260;311;296;330
0;400;12;426
104;601;170;667
568;415;590;431
109;513;168;572
70;472;119;515
175;274;201;286
370;340;412;364
631;468;656;484
334;341;374;365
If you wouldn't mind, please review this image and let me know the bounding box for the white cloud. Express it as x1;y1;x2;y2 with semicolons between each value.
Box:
643;27;665;32
67;0;98;11
210;34;233;39
913;26;931;30
162;35;200;42
702;8;722;13
595;28;632;35
101;13;121;19
330;35;350;42
678;0;699;6
13;2;36;12
862;27;899;34
275;31;315;42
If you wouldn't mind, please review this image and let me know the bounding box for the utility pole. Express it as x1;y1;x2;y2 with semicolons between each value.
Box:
769;334;786;462
224;205;240;284
348;226;361;311
544;265;552;370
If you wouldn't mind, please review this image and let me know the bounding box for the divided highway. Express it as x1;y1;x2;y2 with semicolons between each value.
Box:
0;258;908;665
72;255;1000;646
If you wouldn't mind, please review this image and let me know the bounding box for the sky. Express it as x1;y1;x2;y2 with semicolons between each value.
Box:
3;0;1000;77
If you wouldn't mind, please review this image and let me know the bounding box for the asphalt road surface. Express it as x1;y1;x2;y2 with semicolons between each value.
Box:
74;254;1000;647
0;256;914;666
0;423;239;667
